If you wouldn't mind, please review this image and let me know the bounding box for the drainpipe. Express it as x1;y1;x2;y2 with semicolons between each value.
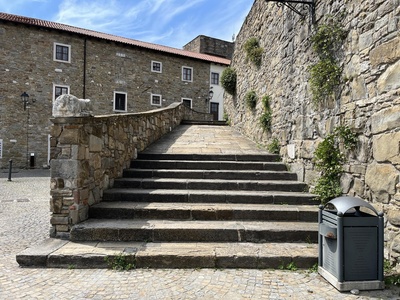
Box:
83;37;87;99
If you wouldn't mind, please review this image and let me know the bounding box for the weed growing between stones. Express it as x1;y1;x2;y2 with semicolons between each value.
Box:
105;253;136;271
267;137;280;154
244;37;263;67
313;126;357;203
259;95;272;132
384;259;400;286
245;90;258;110
279;261;298;271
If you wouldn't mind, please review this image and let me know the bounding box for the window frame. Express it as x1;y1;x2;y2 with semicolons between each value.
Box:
181;98;192;109
53;84;70;101
151;93;162;107
113;91;128;112
182;66;193;82
151;61;163;73
211;72;220;85
53;42;71;63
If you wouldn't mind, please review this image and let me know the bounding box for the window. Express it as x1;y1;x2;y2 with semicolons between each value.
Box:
0;139;2;159
182;66;193;82
114;92;127;112
182;98;192;108
151;94;162;106
54;43;71;63
151;61;162;73
211;72;219;85
53;85;70;100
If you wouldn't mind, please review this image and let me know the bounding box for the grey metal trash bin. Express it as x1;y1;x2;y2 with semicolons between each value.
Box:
318;196;384;292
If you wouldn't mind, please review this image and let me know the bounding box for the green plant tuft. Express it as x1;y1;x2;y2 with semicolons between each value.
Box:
279;261;298;271
221;67;237;95
259;95;272;131
105;253;136;271
244;37;263;67
309;15;347;105
245;90;257;110
267;138;280;154
308;59;342;105
311;17;347;60
313;126;357;203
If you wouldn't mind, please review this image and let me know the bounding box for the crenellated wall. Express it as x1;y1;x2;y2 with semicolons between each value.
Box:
225;0;400;265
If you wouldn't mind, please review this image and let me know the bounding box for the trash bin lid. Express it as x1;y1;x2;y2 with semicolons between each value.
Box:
325;196;379;215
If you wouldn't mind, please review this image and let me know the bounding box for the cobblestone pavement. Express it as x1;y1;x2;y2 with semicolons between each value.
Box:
1;170;400;299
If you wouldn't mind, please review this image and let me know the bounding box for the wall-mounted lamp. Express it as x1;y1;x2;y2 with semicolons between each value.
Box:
21;92;35;110
209;89;214;101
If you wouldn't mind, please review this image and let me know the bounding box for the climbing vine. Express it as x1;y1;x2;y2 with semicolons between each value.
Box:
313;126;357;203
221;67;237;95
244;37;263;67
308;15;347;105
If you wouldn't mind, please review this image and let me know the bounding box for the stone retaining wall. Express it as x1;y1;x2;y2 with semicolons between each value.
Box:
49;102;202;237
225;0;400;264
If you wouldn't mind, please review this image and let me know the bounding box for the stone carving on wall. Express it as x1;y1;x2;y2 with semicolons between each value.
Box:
52;94;93;117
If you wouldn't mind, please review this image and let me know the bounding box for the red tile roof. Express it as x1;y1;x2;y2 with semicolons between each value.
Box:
0;12;231;65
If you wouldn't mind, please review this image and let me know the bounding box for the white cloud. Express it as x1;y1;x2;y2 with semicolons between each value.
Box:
4;0;252;48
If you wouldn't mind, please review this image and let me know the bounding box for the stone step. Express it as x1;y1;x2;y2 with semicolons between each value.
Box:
112;178;308;192
130;159;287;171
89;202;318;222
70;219;318;243
123;168;297;181
16;239;318;269
102;189;317;205
137;153;280;162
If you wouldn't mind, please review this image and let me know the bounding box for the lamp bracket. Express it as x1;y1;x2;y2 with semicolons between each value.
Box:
265;0;315;24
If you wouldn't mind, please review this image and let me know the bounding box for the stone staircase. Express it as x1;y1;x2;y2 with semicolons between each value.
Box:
65;153;319;269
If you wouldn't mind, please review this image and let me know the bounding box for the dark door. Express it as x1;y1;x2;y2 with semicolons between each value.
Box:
210;102;219;121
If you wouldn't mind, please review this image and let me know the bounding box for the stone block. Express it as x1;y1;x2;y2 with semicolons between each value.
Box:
50;216;69;225
370;106;400;134
365;163;399;203
377;60;400;93
370;37;400;67
373;132;400;164
388;210;400;227
51;159;80;178
89;134;103;152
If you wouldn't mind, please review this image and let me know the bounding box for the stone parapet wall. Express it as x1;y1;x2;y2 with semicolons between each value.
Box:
49;102;189;237
225;0;400;264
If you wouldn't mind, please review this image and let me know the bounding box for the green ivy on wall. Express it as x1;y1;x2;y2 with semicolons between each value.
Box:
313;126;357;203
309;16;347;105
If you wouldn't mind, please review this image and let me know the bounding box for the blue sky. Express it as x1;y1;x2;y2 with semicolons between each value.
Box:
0;0;253;48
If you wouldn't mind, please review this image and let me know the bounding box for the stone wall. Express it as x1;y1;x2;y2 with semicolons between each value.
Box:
224;0;400;264
0;20;222;168
49;102;188;238
183;35;234;59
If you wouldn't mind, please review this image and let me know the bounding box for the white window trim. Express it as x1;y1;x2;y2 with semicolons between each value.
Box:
182;66;193;82
53;84;70;101
151;94;162;107
0;139;3;159
181;98;192;109
113;91;128;112
151;61;162;73
53;42;71;63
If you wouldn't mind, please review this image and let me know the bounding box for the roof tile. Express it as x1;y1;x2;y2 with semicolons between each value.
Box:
0;12;231;65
